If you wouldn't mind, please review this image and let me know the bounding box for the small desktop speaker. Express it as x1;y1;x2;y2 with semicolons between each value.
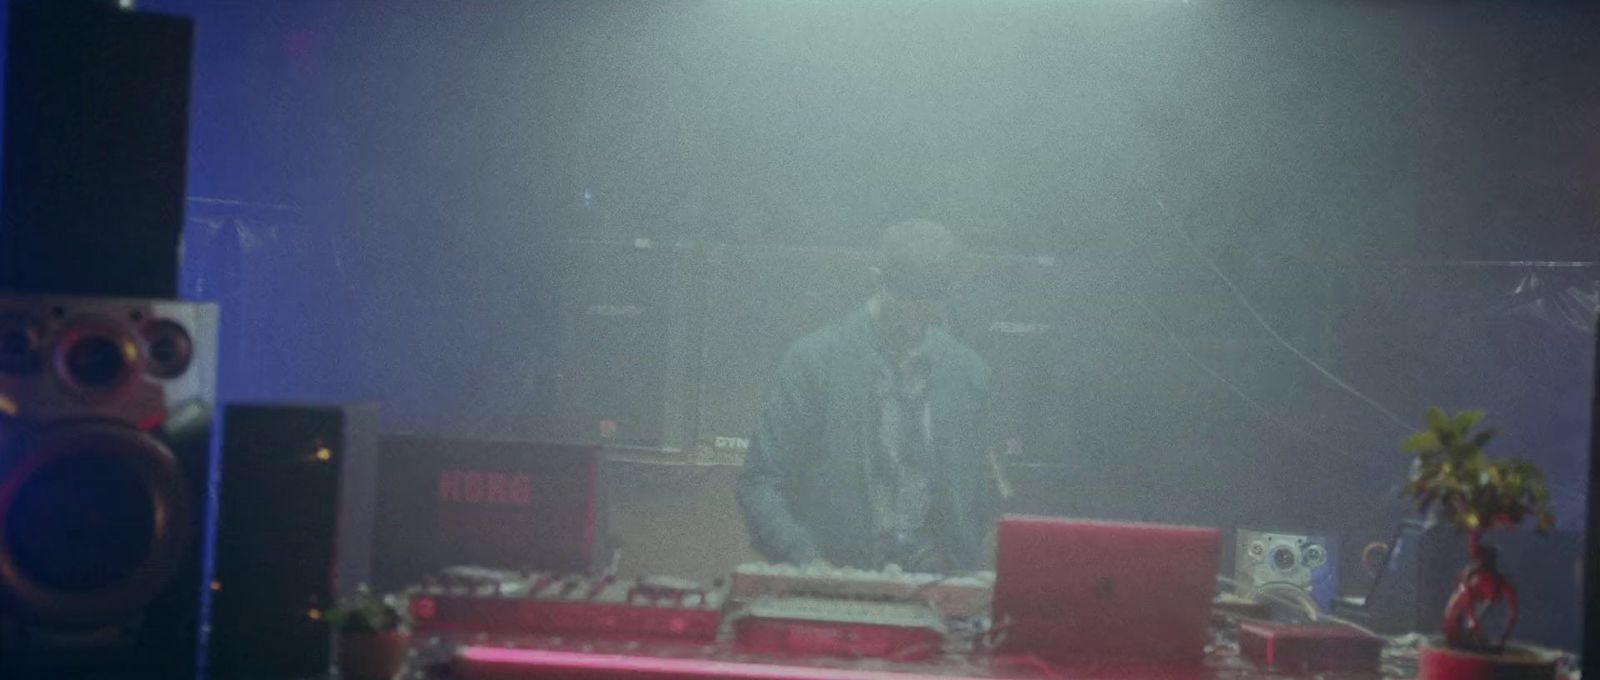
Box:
1234;529;1340;613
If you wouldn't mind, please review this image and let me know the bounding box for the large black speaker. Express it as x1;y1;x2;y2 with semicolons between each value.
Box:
693;244;875;458
946;253;1081;464
204;403;379;680
552;239;689;449
0;0;194;298
0;295;218;680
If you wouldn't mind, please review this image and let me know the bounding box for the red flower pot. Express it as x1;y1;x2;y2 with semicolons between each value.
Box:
336;630;411;680
1418;640;1558;680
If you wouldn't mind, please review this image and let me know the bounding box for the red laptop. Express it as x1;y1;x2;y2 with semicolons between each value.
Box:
993;516;1221;667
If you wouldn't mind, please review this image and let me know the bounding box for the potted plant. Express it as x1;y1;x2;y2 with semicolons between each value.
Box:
327;587;411;680
1401;407;1560;680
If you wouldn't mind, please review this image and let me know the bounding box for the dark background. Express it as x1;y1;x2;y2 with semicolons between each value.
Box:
3;0;1595;568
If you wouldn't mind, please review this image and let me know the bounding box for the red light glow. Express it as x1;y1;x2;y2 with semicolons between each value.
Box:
411;596;437;620
457;646;969;680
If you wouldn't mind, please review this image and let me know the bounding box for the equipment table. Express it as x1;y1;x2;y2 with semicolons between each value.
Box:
381;629;1509;680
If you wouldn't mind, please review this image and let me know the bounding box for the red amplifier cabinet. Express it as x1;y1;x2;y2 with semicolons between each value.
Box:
409;592;721;642
373;437;603;591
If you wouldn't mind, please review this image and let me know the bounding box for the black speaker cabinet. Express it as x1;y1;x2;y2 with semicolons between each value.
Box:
693;244;875;458
946;253;1081;465
552;239;684;448
0;295;218;680
0;0;194;298
205;403;379;680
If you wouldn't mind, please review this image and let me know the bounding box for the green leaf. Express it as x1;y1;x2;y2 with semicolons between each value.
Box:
1524;463;1546;482
1402;406;1563;537
1425;407;1449;433
1452;410;1486;435
1402;431;1440;453
1466;450;1489;474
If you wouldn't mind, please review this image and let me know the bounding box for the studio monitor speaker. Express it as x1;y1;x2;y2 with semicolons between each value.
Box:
205;403;379;680
0;295;217;680
0;0;194;298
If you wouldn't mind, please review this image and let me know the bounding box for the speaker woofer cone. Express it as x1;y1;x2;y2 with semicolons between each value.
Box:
0;421;190;627
53;321;140;398
141;318;193;380
1302;544;1327;568
1271;545;1298;572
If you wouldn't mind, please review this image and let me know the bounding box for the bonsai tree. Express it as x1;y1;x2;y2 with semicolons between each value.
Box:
1401;407;1556;652
326;587;410;680
326;587;408;634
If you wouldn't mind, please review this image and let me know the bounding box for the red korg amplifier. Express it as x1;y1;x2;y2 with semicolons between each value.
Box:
406;570;723;642
372;436;602;590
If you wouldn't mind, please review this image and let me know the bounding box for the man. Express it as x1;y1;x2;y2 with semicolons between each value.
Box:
737;219;1002;573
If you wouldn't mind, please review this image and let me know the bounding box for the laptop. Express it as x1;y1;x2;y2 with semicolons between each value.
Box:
992;515;1221;667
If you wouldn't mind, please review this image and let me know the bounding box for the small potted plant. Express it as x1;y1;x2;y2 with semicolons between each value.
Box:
1401;407;1560;680
327;587;411;680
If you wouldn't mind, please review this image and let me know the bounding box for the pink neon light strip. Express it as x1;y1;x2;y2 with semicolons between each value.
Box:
459;645;980;680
